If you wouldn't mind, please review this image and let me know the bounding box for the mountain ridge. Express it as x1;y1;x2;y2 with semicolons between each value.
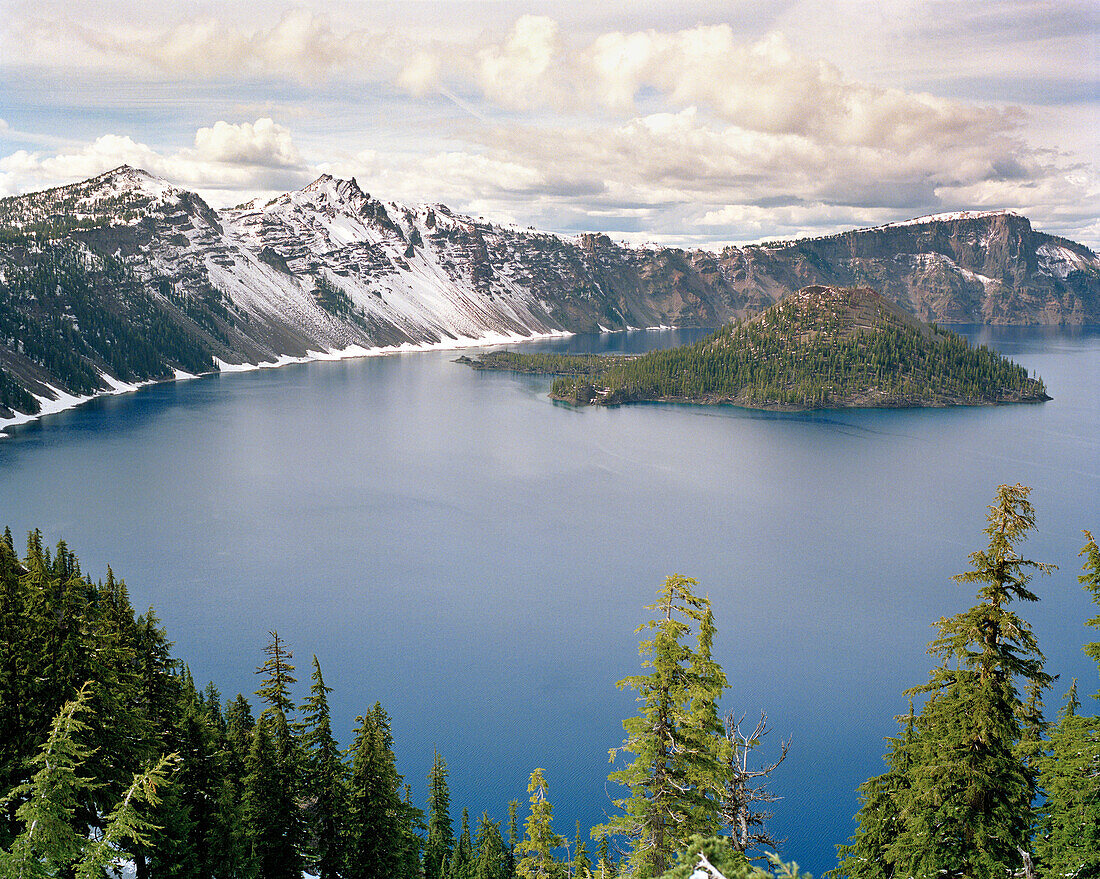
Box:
0;167;1096;427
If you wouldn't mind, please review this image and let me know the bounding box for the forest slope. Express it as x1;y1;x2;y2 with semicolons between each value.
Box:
1;168;1092;424
464;286;1050;411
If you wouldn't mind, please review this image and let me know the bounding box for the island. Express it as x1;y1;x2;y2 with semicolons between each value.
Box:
458;285;1051;410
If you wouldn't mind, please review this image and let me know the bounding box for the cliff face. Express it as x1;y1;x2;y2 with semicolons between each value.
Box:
0;169;1096;421
717;212;1099;325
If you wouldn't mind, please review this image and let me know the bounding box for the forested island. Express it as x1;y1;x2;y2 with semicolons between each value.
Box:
2;484;1098;878
459;286;1050;410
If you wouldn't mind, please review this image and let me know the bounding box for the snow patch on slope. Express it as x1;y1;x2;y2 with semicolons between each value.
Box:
883;209;1019;228
1;329;573;438
1037;242;1093;279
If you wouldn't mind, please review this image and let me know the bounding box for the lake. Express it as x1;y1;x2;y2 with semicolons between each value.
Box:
2;326;1098;874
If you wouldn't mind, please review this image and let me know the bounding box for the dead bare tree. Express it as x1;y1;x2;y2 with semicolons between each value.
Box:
720;710;791;859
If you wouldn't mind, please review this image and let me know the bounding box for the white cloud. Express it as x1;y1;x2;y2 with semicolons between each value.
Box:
1;5;1096;247
397;51;442;96
0;120;312;203
580;27;1023;152
15;8;397;81
476;16;562;107
193;119;301;169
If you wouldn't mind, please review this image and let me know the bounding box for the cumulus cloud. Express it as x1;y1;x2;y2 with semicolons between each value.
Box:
0;120;312;203
2;6;1095;246
193;119;301;168
476;16;562;107
579;27;1024;152
397;51;442;96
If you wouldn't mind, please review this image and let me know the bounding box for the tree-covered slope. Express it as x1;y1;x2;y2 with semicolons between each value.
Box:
466;286;1050;410
2;168;1093;426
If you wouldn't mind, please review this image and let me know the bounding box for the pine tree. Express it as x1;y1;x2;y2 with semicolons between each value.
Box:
570;822;592;879
255;630;297;717
243;712;302;879
425;750;456;879
595;837;617;879
831;703;917;879
838;484;1053;877
506;799;520;879
398;783;426;879
1034;530;1100;877
516;768;564;879
449;807;474;879
594;575;727;877
474;813;509;879
300;656;347;879
345;703;404;879
0;684;178;878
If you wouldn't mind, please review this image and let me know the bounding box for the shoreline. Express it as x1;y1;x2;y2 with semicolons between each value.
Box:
548;390;1053;412
0;327;574;439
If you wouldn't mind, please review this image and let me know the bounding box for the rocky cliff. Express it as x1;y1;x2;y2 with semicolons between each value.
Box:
0;168;1096;423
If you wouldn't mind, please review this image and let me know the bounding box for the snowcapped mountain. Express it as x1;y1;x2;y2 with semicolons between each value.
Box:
0;165;1097;426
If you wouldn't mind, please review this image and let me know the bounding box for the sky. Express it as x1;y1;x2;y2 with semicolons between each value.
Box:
1;0;1097;249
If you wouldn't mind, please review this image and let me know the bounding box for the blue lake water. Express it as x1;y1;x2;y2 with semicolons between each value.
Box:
2;326;1099;874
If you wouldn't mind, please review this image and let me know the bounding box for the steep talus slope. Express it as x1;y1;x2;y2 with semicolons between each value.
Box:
0;168;1097;423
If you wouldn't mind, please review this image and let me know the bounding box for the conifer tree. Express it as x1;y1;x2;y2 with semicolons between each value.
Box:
0;684;178;879
255;630;297;717
595;576;727;877
474;813;509;879
831;704;917;879
516;768;564;879
1034;530;1100;876
399;783;427;879
595;837;616;879
571;821;592;879
425;750;456;879
449;807;474;879
243;712;302;879
300;656;346;879
837;484;1054;878
505;799;520;879
345;703;404;879
224;695;255;771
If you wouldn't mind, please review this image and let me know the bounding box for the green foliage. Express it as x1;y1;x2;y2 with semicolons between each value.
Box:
1082;530;1100;678
468;289;1047;409
0;683;179;878
255;629;298;716
243;712;302;879
516;769;564;879
834;484;1053;878
1033;530;1100;877
0;244;216;409
450;807;474;879
657;835;809;879
474;813;510;879
595;576;728;878
301;655;347;879
426;751;456;879
345;702;410;879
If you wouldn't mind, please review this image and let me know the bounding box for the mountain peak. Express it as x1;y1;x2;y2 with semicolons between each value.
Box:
749;284;930;341
301;174;365;201
87;165;180;201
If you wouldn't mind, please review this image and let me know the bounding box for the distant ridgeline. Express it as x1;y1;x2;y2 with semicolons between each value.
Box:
461;286;1050;410
0;166;1096;425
